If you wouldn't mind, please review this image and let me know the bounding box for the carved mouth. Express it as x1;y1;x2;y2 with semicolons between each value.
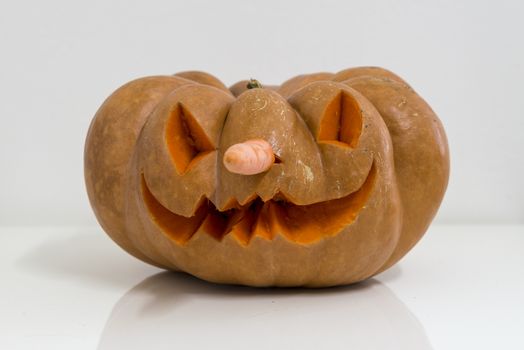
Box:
141;163;376;246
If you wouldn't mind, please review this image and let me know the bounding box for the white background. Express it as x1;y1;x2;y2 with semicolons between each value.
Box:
1;0;523;226
1;3;523;349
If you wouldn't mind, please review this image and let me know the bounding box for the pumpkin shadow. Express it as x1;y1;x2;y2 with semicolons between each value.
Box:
16;229;160;288
98;271;434;350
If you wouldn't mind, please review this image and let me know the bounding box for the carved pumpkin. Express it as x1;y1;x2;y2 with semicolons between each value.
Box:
85;67;449;287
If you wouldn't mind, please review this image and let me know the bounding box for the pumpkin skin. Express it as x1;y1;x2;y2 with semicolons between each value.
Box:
84;67;449;287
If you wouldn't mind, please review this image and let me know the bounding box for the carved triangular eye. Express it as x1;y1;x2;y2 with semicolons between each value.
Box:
166;103;215;174
318;91;362;148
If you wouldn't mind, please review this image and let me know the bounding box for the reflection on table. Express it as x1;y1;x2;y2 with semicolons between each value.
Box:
98;272;433;350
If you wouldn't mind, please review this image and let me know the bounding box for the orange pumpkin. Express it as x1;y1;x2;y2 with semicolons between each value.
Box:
85;67;449;287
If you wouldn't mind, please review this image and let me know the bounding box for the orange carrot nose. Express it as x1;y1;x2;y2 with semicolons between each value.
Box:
223;139;275;175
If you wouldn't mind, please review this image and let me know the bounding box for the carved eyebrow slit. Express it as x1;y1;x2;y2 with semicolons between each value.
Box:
318;91;363;148
166;103;215;174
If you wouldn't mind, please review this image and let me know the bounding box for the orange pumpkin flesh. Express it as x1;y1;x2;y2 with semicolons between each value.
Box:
166;104;215;174
85;67;449;287
318;91;362;148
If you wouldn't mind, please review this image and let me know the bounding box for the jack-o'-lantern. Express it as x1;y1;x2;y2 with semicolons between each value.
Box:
85;67;449;287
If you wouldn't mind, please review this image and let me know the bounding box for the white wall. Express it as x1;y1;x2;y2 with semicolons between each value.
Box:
0;0;522;226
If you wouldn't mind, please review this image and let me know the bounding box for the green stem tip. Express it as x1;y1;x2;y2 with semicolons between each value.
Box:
247;78;263;89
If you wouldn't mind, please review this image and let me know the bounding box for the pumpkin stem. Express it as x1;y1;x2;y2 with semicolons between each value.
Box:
247;79;263;89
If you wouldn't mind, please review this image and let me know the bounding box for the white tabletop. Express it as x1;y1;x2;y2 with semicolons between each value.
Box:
1;225;523;350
